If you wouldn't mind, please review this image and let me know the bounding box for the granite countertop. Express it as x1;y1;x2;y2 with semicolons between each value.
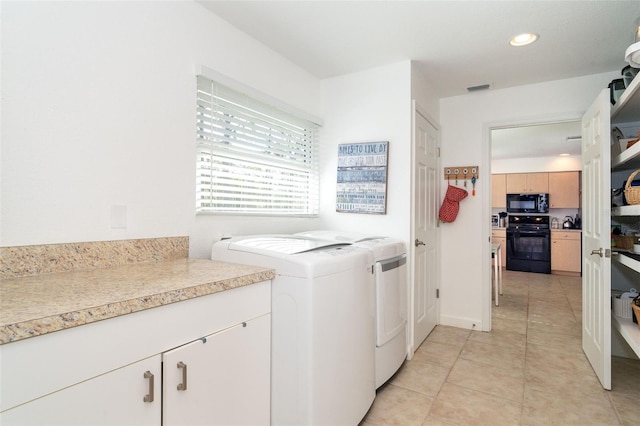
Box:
0;259;275;345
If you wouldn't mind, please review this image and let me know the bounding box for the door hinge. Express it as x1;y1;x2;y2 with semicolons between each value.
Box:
436;289;440;298
437;147;441;157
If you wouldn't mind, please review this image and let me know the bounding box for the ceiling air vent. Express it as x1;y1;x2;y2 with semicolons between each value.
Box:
467;84;491;92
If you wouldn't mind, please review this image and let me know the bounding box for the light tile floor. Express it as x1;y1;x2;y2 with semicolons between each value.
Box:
361;270;640;425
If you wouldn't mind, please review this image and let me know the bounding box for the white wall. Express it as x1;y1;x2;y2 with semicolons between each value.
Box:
0;1;322;257
318;61;413;242
438;71;618;329
492;155;582;174
411;63;440;122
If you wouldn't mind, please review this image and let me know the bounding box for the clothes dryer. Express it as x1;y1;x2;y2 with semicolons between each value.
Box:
296;230;407;388
211;235;375;425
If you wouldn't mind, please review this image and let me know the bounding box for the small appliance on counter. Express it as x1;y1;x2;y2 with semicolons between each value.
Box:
562;216;575;229
499;211;508;227
491;214;499;227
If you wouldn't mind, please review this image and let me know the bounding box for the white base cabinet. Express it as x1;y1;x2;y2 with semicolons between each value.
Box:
163;314;271;426
0;281;271;426
0;355;162;426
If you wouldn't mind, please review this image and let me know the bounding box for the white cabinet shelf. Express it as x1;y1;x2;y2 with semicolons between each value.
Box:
612;313;640;358
612;72;640;124
613;251;640;274
612;141;640;171
611;204;640;216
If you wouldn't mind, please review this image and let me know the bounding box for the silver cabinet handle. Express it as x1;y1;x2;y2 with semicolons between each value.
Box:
143;371;154;403
177;361;187;391
415;239;425;247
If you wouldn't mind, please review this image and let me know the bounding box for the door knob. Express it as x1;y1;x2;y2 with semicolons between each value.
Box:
591;248;611;258
415;239;425;247
590;248;603;257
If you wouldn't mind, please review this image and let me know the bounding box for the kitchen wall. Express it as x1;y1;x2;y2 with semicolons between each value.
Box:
1;1;323;256
439;71;618;330
491;156;582;174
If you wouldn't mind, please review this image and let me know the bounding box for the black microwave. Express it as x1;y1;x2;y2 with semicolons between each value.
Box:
506;193;549;213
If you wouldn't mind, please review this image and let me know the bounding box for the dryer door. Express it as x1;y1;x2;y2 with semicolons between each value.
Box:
375;255;407;346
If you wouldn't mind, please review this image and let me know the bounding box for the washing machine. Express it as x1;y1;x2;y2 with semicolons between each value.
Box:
296;230;407;388
211;235;375;426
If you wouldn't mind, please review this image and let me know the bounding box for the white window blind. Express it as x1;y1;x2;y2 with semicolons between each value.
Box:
196;76;319;215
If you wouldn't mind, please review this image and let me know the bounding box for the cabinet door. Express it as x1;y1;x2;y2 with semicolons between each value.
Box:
506;172;549;193
0;355;161;425
506;173;528;193
549;171;580;208
527;172;549;193
551;236;581;273
163;314;270;426
491;174;506;208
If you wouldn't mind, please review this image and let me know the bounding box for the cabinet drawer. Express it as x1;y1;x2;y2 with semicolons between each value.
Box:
492;229;506;238
551;231;581;240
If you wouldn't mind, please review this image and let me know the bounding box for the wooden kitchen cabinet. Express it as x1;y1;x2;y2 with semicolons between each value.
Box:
551;231;581;275
506;172;549;193
0;281;271;425
491;174;507;208
491;228;507;268
549;171;580;208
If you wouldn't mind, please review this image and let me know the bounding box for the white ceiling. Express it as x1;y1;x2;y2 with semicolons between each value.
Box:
197;0;640;159
491;121;582;159
198;0;640;98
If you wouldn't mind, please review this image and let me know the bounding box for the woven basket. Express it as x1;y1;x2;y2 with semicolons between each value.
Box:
632;303;640;330
624;169;640;205
613;235;635;250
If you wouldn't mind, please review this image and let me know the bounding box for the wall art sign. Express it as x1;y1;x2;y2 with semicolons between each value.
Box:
336;141;388;214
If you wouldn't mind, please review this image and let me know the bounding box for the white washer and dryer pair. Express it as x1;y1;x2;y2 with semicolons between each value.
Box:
211;234;376;426
296;230;408;388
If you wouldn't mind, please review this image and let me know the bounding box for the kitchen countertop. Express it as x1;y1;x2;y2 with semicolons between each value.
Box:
0;258;275;345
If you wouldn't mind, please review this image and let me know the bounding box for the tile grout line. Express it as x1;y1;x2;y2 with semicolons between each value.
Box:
418;330;471;425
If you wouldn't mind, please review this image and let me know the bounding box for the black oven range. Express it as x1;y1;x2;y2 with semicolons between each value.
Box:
506;215;551;274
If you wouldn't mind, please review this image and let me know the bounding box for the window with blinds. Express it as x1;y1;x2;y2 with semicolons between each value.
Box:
196;76;319;215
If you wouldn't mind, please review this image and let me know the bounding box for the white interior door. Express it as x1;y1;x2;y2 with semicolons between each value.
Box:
581;89;611;390
411;103;439;355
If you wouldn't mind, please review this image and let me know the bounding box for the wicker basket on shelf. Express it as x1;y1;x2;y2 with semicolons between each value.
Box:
624;169;640;205
613;235;635;250
632;300;640;330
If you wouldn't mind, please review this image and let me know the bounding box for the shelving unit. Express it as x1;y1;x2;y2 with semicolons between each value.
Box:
612;313;640;358
612;141;640;171
610;72;640;360
613;251;640;274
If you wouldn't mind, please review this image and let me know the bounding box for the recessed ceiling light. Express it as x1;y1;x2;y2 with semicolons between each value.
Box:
559;153;571;157
509;33;538;47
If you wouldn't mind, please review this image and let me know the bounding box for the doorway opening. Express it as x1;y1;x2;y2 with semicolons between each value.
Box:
486;118;583;330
